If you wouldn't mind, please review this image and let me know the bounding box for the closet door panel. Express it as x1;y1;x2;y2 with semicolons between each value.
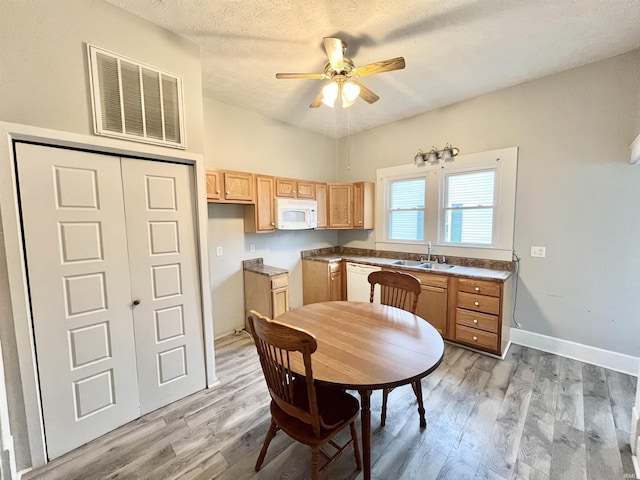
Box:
15;143;140;460
121;159;206;412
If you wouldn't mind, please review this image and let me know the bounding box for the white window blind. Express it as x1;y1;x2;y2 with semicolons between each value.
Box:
388;178;425;241
442;169;496;245
87;45;185;149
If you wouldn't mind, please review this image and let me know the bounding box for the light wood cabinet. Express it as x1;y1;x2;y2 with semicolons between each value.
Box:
244;270;289;328
244;175;275;233
449;276;512;355
206;169;255;203
275;178;316;199
353;182;375;229
315;183;328;229
328;183;353;228
302;259;344;304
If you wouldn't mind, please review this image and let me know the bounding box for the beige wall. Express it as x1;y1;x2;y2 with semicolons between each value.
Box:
339;50;640;358
0;0;205;154
202;97;338;336
0;0;205;472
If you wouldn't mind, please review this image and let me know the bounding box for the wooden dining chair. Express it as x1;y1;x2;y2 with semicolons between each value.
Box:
367;270;426;427
247;310;362;479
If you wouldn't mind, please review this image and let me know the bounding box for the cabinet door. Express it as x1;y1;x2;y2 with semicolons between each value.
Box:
328;183;353;228
275;178;297;197
353;182;374;229
206;170;222;201
329;269;343;301
315;183;328;229
255;175;275;231
416;285;448;336
224;172;254;202
297;181;315;199
272;287;289;318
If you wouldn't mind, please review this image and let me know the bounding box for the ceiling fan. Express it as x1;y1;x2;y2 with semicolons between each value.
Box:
275;37;405;109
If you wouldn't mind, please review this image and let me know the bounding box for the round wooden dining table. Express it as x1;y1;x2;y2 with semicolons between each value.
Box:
276;301;445;480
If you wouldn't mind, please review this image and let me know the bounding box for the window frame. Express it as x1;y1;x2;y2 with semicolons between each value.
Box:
439;164;500;248
375;147;518;261
385;175;427;244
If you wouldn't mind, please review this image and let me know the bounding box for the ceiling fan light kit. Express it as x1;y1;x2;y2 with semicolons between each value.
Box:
414;144;459;167
276;37;405;109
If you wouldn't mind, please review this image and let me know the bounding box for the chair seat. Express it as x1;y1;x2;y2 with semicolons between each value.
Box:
270;379;360;446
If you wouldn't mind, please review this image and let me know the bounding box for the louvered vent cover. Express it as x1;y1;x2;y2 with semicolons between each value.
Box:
87;44;186;149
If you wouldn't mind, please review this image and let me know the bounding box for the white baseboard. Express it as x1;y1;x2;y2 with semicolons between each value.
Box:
510;329;639;376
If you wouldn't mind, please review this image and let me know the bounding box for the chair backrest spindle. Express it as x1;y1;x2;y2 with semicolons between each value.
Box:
368;270;422;314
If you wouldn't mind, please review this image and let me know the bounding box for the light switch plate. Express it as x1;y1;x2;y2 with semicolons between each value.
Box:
216;246;223;256
530;246;546;258
249;244;255;252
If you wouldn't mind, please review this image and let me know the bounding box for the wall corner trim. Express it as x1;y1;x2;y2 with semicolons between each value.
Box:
510;328;639;376
631;134;640;164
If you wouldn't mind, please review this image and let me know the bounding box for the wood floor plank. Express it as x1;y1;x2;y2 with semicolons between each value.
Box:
24;337;636;480
548;421;586;480
582;363;625;480
516;352;559;476
606;368;637;433
555;357;585;431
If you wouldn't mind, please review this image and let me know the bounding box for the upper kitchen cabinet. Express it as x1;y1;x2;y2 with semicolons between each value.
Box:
353;182;374;229
206;169;255;203
315;183;328;229
328;183;353;228
275;177;316;199
244;175;276;233
328;181;374;229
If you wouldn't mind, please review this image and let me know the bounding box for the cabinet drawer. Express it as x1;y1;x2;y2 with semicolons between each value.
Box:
456;308;498;333
457;278;501;297
457;292;500;315
455;324;498;351
270;275;289;289
329;262;342;274
407;271;448;289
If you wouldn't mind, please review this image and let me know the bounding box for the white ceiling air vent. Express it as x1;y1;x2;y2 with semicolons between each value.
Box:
87;44;185;149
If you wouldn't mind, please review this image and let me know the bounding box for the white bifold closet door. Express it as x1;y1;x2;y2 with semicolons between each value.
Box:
16;143;205;460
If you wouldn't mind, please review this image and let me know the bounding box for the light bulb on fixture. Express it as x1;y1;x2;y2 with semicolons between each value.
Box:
414;151;426;167
321;81;339;108
341;81;360;108
427;148;439;164
413;143;460;166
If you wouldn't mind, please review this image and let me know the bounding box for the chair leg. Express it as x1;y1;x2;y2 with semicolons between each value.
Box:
255;420;278;471
413;380;427;429
311;446;320;480
350;421;362;471
380;388;389;427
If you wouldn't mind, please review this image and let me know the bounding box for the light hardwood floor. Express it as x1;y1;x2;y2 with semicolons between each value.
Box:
25;334;637;480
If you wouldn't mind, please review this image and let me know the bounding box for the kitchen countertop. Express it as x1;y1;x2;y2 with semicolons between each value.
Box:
304;254;512;282
242;258;288;277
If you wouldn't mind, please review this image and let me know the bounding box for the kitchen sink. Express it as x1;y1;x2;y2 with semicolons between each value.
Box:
390;259;425;266
390;259;457;271
416;262;456;271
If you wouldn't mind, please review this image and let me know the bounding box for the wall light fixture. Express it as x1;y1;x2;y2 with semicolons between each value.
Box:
414;144;459;167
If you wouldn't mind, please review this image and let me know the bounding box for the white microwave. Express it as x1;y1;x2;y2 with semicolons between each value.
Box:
275;198;318;230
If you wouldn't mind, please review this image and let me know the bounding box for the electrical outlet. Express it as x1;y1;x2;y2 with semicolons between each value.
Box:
249;244;255;252
216;246;223;256
530;246;546;258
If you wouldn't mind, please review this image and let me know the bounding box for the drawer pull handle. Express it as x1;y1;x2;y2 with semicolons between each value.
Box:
474;301;479;306
475;287;480;292
473;319;478;324
472;336;478;341
226;191;230;195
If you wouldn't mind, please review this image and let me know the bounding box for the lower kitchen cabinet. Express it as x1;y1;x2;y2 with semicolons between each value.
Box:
302;259;344;304
448;276;513;355
244;270;289;328
412;271;448;337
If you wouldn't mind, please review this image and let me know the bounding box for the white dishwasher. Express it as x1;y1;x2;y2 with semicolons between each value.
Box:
346;262;381;303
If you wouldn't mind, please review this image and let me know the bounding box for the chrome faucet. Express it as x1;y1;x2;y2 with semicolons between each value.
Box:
427;241;432;262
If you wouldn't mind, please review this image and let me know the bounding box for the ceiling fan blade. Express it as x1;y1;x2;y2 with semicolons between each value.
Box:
353;81;380;104
309;91;324;108
353;57;405;77
323;37;345;70
276;72;325;80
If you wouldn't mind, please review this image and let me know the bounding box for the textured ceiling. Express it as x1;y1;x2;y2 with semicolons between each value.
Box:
108;0;640;138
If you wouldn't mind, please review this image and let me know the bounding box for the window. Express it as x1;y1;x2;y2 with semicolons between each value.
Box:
442;169;496;245
388;178;425;241
376;147;517;261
